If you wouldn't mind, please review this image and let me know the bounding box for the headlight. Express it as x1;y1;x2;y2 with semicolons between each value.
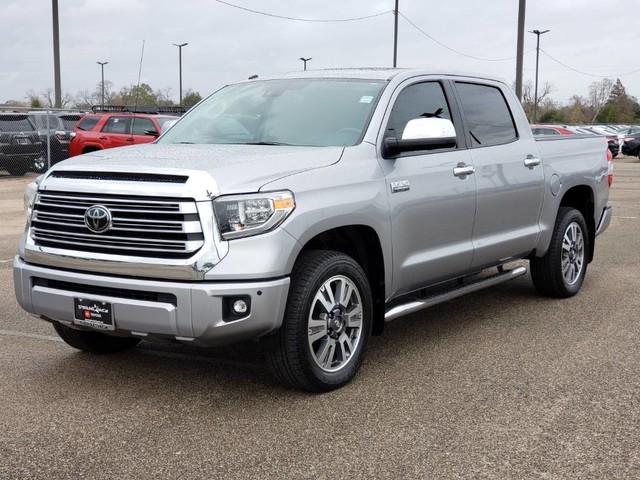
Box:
24;177;41;217
213;191;295;240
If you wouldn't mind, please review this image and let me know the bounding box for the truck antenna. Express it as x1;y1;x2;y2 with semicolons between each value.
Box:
131;40;146;139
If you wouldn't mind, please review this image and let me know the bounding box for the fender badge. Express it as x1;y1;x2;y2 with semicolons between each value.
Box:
390;180;410;193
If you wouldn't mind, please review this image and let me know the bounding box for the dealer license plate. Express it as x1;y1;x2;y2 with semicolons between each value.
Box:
73;297;114;330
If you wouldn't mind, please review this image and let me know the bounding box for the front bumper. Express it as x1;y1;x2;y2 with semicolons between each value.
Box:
13;257;290;346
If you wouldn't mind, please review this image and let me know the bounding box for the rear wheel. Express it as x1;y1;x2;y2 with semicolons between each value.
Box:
53;322;141;354
531;207;588;298
267;250;372;392
5;162;27;176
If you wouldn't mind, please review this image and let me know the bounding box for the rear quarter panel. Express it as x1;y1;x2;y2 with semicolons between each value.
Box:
534;134;609;256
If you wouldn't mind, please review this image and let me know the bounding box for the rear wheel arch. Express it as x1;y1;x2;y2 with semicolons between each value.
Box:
558;185;595;262
299;225;386;336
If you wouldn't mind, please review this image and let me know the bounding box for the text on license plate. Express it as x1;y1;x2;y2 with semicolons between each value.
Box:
73;297;114;330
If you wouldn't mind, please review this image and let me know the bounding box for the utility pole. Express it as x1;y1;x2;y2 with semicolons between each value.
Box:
299;57;312;71
173;43;188;105
515;0;526;101
530;29;549;123
393;0;399;67
52;0;62;108
97;62;108;107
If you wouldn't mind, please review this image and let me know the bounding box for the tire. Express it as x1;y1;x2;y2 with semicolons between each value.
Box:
5;163;27;176
530;207;589;298
53;322;141;354
267;250;373;392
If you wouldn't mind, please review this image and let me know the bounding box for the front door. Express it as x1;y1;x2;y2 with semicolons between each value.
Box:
378;80;476;299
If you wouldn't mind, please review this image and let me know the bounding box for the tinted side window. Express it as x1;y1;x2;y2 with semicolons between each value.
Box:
385;82;453;142
102;116;130;134
455;83;516;147
77;116;100;131
131;117;155;135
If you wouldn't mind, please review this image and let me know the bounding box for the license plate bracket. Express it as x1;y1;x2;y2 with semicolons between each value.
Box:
73;297;114;331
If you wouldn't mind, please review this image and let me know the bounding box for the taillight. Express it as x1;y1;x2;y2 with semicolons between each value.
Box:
54;130;66;141
607;148;613;187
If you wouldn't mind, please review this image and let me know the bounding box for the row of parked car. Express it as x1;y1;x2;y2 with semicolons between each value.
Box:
0;106;183;176
3;110;638;177
531;123;640;159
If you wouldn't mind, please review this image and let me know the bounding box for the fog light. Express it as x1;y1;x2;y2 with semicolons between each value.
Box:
232;299;248;315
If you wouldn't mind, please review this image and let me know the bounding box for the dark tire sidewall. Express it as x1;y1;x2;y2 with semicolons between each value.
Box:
283;251;373;391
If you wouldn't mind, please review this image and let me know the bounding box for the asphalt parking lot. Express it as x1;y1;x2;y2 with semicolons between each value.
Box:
1;156;639;479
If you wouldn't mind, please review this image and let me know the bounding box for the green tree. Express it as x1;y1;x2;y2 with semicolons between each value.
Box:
596;79;640;123
182;89;202;108
117;83;158;106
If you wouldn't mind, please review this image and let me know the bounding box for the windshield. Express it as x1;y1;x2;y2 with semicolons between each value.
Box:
158;78;385;147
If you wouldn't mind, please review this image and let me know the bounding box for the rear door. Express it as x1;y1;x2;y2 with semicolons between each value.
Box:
378;79;476;298
453;81;544;270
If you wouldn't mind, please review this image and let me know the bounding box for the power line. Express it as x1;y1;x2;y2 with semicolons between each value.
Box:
399;12;533;62
215;0;393;22
540;49;640;78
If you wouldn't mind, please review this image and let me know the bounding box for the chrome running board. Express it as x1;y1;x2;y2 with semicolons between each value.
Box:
384;266;527;322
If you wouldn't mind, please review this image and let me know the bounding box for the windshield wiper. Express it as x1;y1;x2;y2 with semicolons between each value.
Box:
242;141;293;146
173;141;195;144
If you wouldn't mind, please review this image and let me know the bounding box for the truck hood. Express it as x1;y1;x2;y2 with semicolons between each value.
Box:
55;143;344;194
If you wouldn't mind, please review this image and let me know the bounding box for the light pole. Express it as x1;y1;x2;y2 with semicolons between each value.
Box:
530;29;549;123
173;43;188;105
97;61;108;107
299;57;312;71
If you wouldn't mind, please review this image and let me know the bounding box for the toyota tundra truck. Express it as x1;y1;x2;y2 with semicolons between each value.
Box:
14;69;612;392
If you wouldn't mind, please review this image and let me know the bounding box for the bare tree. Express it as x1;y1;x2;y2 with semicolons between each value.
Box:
39;87;73;108
519;80;554;121
155;87;174;107
588;78;614;122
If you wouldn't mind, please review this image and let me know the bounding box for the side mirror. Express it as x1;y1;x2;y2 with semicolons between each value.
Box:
162;120;178;132
144;129;159;137
384;117;457;156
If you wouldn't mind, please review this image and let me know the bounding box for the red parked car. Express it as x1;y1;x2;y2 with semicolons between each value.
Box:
69;106;182;157
531;125;575;136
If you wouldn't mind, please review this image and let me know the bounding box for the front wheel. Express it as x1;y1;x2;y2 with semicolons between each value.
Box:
530;207;589;298
53;322;141;354
267;250;373;392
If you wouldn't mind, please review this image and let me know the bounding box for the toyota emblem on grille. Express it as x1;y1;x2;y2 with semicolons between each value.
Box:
84;205;112;233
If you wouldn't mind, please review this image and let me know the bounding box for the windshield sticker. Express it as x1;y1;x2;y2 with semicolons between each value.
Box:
359;96;374;104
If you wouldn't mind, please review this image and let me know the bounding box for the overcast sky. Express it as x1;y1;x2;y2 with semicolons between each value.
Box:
1;0;639;106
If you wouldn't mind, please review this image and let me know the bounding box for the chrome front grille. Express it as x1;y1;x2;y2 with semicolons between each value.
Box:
31;191;204;258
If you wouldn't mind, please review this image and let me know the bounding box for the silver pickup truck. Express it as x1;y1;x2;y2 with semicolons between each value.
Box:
14;69;612;391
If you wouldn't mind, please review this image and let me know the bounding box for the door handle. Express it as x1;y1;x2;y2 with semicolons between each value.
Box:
524;156;541;168
98;136;108;140
126;138;135;142
453;163;475;177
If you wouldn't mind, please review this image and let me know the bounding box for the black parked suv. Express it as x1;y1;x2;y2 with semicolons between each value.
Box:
0;113;44;176
28;111;84;172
